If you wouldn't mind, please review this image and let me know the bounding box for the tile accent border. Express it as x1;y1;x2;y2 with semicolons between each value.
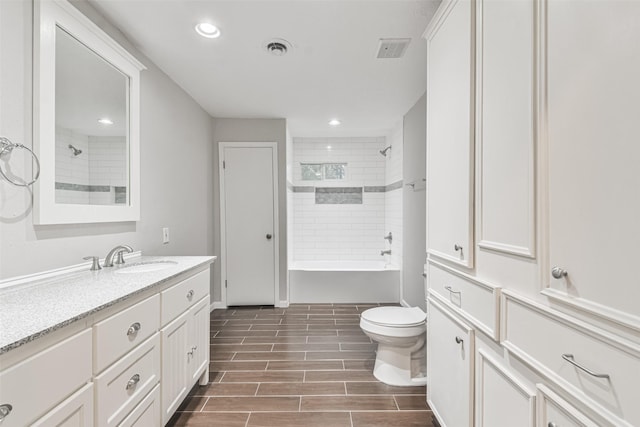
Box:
315;187;363;204
292;180;403;194
55;182;111;192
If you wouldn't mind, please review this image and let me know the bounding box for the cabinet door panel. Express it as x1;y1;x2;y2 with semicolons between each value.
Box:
189;296;210;384
478;0;535;257
426;0;475;268
31;383;93;427
161;310;190;425
545;0;640;325
427;296;474;427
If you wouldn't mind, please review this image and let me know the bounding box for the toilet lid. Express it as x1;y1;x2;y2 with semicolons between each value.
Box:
361;307;426;327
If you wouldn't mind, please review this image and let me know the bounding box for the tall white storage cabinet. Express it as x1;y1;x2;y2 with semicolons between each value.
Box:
424;1;640;426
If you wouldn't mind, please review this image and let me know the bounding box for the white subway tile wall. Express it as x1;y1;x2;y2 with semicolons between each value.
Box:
54;127;126;205
292;137;388;263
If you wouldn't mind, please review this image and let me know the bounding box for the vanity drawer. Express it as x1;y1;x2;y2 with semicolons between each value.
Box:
119;384;160;427
93;294;160;373
536;384;603;427
428;260;500;339
94;333;160;427
0;329;91;427
502;291;640;427
161;270;209;325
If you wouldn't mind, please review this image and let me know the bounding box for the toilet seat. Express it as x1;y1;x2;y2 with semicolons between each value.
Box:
361;306;426;328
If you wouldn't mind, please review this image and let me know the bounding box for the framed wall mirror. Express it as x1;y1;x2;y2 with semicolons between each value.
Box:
33;0;145;224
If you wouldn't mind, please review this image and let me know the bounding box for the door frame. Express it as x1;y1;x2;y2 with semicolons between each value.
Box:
218;142;280;307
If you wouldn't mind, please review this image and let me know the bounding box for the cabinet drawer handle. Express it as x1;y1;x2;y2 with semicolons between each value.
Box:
186;290;194;299
0;404;13;420
127;322;141;336
455;336;463;344
561;354;609;379
551;266;568;279
445;286;461;295
454;244;463;252
126;374;141;390
548;423;558;427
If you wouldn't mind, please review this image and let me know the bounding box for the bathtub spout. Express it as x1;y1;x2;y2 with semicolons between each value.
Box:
380;250;392;256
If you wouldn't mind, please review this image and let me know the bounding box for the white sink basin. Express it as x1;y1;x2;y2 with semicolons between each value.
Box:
114;261;178;274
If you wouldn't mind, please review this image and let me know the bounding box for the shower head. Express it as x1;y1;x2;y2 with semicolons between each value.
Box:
379;146;392;157
68;144;82;156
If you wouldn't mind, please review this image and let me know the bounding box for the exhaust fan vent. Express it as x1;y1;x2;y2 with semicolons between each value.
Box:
376;38;411;59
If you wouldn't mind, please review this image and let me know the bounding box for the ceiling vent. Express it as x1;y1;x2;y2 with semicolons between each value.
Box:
266;38;292;56
376;38;411;59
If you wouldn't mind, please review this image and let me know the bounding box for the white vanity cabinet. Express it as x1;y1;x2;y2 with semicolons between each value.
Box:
425;0;475;269
542;0;640;332
0;259;212;427
160;271;210;425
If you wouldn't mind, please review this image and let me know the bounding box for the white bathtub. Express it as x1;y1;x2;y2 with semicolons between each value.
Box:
289;261;400;303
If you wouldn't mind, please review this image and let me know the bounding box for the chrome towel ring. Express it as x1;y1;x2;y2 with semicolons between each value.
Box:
0;136;41;187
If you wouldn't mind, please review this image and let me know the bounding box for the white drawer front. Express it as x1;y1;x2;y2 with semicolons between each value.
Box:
161;270;209;325
119;384;160;427
0;329;91;427
428;260;500;339
536;384;601;427
93;294;160;373
502;292;640;427
94;333;160;427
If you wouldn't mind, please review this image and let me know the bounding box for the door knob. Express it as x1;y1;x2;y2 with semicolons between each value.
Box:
266;234;272;240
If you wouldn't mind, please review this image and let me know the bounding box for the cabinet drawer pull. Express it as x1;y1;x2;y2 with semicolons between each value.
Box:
127;322;141;336
186;290;194;299
455;336;463;344
126;374;141;390
454;244;463;252
551;266;568;279
445;286;461;295
0;404;13;420
548;423;557;427
561;354;610;379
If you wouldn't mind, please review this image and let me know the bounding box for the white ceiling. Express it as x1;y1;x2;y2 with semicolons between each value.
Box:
88;0;440;137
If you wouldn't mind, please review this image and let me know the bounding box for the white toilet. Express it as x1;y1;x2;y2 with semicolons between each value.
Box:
360;306;427;387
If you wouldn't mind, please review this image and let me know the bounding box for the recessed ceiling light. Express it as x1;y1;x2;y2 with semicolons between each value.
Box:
328;119;341;126
195;22;221;39
97;118;113;125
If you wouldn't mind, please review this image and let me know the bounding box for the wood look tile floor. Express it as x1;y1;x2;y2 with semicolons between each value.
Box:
167;304;434;427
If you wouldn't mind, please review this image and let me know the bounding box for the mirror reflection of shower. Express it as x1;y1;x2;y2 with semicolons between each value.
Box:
379;146;392;157
68;144;82;156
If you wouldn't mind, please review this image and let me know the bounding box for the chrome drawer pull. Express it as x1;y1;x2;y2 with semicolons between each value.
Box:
127;322;141;336
445;286;461;295
0;404;13;420
186;290;194;299
126;374;141;390
562;354;610;379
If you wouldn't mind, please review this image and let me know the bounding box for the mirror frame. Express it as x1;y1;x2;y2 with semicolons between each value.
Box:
33;0;145;224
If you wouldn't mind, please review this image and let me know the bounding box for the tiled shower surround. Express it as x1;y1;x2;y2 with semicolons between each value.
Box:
55;127;127;205
291;137;403;264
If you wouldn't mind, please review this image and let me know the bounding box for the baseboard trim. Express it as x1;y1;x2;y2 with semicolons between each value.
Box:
211;301;227;311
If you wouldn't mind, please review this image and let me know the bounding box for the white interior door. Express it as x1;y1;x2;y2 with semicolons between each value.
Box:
220;143;277;306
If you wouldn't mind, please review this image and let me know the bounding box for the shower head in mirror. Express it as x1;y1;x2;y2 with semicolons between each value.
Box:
68;144;82;156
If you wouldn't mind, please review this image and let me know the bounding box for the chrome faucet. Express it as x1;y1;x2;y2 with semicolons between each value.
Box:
103;245;133;267
380;250;392;256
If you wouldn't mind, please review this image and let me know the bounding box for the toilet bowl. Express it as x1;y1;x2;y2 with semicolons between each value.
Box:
360;306;427;387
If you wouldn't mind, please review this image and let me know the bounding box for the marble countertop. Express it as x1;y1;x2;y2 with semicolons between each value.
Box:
0;255;215;355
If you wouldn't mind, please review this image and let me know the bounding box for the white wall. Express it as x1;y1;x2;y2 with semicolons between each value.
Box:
384;123;403;270
291;137;386;263
211;118;288;305
0;0;214;284
402;93;426;309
